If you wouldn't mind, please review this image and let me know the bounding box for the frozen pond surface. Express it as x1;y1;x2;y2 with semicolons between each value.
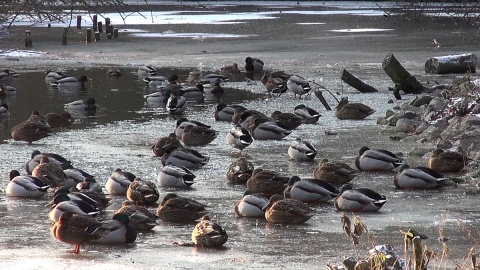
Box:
1;1;480;269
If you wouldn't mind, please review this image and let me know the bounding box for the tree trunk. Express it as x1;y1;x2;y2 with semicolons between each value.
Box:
382;53;425;94
425;53;477;74
340;69;378;93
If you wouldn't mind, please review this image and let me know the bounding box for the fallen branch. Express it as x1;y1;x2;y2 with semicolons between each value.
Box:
340;69;379;93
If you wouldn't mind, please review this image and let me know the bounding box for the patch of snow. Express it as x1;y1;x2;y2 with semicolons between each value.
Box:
0;49;48;58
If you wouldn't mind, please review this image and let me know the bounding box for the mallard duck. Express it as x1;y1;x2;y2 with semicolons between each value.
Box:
63;167;95;189
215;104;247;122
156;193;208;223
313;159;357;185
199;73;229;85
187;70;205;85
45;70;68;83
263;76;287;94
0;69;19;83
394;164;445;189
181;125;218;146
46;112;72;128
294;104;321;124
248;117;292;140
271;111;305;130
245;57;264;73
0;85;5;98
26;150;73;174
166;90;187;114
50;75;89;89
106;67;122;78
75;177;103;194
174;117;211;138
427;149;469;173
286;75;311;98
234;189;270;218
10;121;54;144
238;110;266;129
161;144;209;169
334;184;387;212
27;110;49;127
284;176;339;203
31;156;67;188
0;103;10;119
181;83;205;101
64;97;97;111
288;138;317;162
138;65;158;78
126;178;160;205
91;213;137;244
51;187;109;211
263;194;315;224
261;70;290;84
221;63;240;73
0;84;17;95
206;79;225;96
6;170;49;198
157;164;196;188
51;212;109;254
192;215;228;248
246;168;290;195
48;193;100;223
335;97;375;120
226;124;253;155
62;169;85;189
226;157;254;184
144;89;171;106
151;133;183;157
116;200;159;231
105;168;137;195
231;106;249;124
355;146;404;171
143;75;168;87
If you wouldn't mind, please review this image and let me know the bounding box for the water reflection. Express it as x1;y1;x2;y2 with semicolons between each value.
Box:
1;67;263;142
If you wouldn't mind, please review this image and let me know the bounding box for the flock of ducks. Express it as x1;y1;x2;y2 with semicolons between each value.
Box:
2;56;472;254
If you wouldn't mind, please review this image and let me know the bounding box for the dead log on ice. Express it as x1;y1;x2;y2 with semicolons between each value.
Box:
340;69;378;93
424;53;477;74
382;53;425;94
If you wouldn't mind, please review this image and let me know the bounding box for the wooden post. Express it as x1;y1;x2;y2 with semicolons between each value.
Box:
92;15;97;32
113;28;118;38
94;31;100;42
97;21;103;33
107;25;113;38
47;23;51;28
105;18;111;32
62;27;68;45
382;53;425;94
340;69;378;93
86;28;92;43
425;53;477;74
76;15;82;29
24;30;32;48
313;89;332;111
